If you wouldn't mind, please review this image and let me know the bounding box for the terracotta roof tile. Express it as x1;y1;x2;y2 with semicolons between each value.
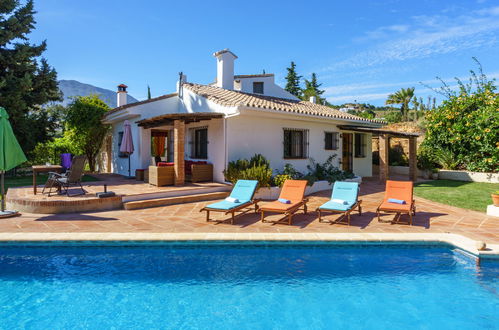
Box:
183;83;383;124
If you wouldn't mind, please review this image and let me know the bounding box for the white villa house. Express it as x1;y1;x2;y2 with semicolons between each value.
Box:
102;49;384;185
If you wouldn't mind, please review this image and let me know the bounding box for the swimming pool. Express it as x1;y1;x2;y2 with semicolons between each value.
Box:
0;242;497;329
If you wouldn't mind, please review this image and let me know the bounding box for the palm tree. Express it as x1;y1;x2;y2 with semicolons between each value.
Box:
385;87;415;121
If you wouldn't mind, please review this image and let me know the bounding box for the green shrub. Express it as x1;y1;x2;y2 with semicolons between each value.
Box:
29;134;77;166
273;174;292;187
224;154;273;187
417;146;437;171
422;61;498;172
432;148;461;170
305;155;354;184
389;143;408;166
384;111;403;124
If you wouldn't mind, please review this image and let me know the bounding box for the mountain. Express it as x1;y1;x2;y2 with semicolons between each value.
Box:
57;80;139;108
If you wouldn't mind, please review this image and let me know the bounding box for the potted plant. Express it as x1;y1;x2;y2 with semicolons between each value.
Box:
430;168;439;180
492;191;499;206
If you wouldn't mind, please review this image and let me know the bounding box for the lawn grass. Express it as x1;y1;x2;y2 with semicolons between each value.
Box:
4;174;99;192
414;179;499;212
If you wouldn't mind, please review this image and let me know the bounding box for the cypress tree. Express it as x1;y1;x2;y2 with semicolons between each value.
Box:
147;85;151;99
0;0;61;154
284;61;302;98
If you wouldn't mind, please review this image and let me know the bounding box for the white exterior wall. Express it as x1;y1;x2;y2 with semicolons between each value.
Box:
108;96;181;176
235;76;299;100
226;110;344;175
107;90;375;180
352;132;373;177
111;120;142;176
185;119;226;182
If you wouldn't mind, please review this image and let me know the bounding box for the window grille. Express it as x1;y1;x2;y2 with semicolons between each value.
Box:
253;82;264;94
354;133;366;158
189;126;208;159
283;128;309;159
324;132;339;150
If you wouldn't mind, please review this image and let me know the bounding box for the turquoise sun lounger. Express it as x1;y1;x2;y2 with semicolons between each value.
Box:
200;180;260;224
316;181;362;225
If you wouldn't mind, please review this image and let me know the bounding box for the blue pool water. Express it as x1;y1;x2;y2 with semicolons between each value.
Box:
0;242;497;330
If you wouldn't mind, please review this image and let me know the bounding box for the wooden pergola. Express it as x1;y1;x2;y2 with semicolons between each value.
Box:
338;125;420;182
137;112;224;185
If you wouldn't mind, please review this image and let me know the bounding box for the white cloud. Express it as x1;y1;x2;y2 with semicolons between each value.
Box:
323;71;499;104
323;6;499;71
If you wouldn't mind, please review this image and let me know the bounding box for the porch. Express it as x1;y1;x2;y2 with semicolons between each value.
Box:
339;125;420;181
135;112;225;185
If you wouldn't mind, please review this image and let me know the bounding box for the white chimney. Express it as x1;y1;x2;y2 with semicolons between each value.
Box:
309;96;317;104
117;84;128;107
213;49;237;90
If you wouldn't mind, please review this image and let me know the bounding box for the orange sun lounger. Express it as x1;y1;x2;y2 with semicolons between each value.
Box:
376;180;416;225
260;180;308;225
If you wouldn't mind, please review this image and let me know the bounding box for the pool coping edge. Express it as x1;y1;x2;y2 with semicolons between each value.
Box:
0;232;497;259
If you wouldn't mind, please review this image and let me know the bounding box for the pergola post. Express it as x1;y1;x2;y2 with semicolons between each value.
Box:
173;119;185;186
409;136;417;182
379;133;389;181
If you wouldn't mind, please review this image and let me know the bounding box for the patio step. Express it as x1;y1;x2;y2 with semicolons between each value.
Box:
123;191;229;210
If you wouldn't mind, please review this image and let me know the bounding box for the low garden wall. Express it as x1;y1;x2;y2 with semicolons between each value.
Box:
373;165;498;183
437;170;499;183
373;165;425;177
254;177;362;200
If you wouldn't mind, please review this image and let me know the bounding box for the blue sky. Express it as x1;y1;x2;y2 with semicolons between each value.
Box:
30;0;499;106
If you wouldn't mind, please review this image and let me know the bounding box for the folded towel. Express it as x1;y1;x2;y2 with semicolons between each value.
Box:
225;197;239;203
278;198;291;204
388;198;406;204
331;199;348;205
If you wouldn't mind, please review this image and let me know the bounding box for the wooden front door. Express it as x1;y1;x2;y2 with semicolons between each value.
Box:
342;133;353;172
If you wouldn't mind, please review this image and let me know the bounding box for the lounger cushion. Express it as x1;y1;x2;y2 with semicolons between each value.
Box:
278;180;308;202
229;180;259;202
319;200;354;212
205;200;251;211
378;201;411;212
330;181;359;205
260;200;301;212
385;180;413;204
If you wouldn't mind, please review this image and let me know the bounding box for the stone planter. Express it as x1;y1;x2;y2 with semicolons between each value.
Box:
431;172;439;180
492;193;499;207
254;177;362;200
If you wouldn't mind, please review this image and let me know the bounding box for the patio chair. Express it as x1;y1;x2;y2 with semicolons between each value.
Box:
316;181;362;225
44;155;87;197
376;180;416;225
260;180;308;225
200;180;260;224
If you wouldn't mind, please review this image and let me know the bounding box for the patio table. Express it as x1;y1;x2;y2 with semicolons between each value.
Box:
32;165;62;195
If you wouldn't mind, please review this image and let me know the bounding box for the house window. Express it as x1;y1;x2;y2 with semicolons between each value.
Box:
253;82;264;94
354;133;366;158
325;132;339;150
283;128;308;159
191;127;208;159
